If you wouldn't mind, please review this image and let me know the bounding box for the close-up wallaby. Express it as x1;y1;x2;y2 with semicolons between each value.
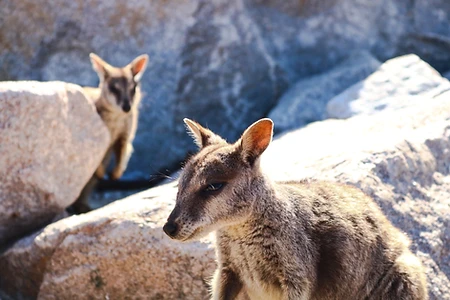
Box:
163;118;428;300
71;53;149;214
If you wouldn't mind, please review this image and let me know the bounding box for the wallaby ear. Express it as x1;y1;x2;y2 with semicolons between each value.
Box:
89;53;111;78
183;118;225;149
240;118;273;165
129;54;149;82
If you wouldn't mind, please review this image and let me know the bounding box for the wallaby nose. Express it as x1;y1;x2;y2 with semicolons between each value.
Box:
163;221;179;237
122;102;131;112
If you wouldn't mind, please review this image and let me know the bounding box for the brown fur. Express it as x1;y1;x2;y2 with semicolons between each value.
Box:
70;53;148;214
164;118;428;300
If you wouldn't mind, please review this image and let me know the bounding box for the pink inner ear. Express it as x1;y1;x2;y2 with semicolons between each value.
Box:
256;134;270;151
242;120;272;159
252;122;272;151
133;58;147;75
253;130;271;153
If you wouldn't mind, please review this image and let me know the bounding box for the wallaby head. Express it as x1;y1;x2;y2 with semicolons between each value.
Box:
89;53;148;113
163;118;273;241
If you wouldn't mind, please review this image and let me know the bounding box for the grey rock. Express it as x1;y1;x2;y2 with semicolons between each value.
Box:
0;182;216;300
443;70;450;81
2;0;450;177
404;0;450;71
268;51;381;133
0;81;109;244
326;54;450;119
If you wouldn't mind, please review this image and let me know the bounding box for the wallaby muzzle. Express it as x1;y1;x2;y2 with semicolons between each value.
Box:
163;206;181;238
122;101;131;112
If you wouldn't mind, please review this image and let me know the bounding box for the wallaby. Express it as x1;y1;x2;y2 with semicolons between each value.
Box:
163;118;428;300
70;53;149;214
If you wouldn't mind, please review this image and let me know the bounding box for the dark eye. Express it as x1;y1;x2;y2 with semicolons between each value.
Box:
203;183;225;193
108;83;120;95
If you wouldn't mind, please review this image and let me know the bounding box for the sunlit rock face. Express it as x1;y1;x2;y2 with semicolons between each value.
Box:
0;183;216;300
0;81;109;244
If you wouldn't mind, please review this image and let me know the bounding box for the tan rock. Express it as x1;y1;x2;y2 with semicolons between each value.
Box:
0;81;110;244
0;182;215;300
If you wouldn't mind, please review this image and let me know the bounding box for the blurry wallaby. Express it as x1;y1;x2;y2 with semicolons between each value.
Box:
163;118;428;300
71;53;148;214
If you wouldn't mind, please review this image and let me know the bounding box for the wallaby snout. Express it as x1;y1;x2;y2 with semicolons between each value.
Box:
122;101;131;112
163;206;181;239
163;221;179;238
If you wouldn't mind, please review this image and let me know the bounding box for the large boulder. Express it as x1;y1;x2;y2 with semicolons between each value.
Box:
3;0;450;177
0;81;109;244
268;51;381;133
1;90;450;299
0;182;216;300
326;54;450;119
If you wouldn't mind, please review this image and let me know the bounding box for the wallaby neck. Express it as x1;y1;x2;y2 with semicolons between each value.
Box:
222;172;279;235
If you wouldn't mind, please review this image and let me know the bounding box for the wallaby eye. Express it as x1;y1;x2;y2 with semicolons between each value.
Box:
108;83;120;95
203;183;225;193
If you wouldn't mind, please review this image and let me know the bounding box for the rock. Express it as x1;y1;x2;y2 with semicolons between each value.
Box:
263;92;450;299
403;0;450;71
0;182;216;300
3;0;450;177
443;70;450;81
0;81;109;244
326;54;450;119
268;51;381;133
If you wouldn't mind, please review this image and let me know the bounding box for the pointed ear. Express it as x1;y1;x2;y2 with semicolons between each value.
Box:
129;54;149;82
240;118;273;165
183;118;225;149
89;53;111;78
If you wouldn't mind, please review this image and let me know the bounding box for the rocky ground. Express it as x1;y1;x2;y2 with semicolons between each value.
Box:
0;54;449;299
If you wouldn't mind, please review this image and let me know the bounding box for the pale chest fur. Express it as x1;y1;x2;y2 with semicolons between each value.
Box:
217;224;285;300
83;87;138;146
99;108;136;146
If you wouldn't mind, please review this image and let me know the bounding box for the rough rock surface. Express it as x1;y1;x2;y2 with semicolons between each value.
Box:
263;93;450;300
0;182;216;300
268;51;381;133
0;81;109;244
3;0;450;177
326;54;450;119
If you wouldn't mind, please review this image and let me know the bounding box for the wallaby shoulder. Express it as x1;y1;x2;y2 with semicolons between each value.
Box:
82;86;101;102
